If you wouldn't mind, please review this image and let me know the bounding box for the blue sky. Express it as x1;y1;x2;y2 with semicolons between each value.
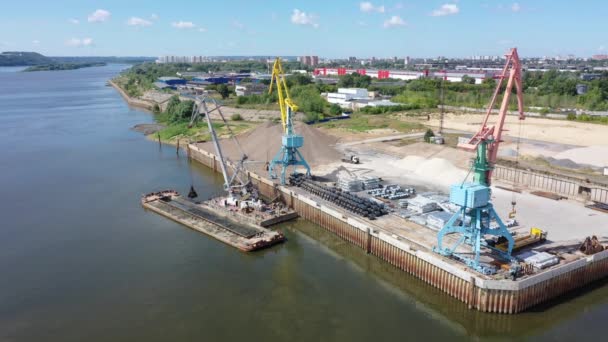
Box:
1;0;607;58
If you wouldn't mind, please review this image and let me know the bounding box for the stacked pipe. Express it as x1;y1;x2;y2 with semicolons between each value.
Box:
289;174;388;220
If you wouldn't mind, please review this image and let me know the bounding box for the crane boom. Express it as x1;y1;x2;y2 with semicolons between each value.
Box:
187;95;249;194
458;48;525;185
269;58;298;134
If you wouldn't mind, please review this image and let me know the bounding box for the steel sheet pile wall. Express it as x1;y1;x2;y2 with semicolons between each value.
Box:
494;165;608;203
188;144;608;314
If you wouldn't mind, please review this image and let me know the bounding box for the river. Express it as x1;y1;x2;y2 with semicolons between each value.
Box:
0;64;607;341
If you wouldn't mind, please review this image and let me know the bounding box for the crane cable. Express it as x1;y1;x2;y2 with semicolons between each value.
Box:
510;117;524;217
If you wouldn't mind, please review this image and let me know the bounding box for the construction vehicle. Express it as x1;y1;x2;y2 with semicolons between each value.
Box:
493;227;547;252
434;48;526;275
267;58;311;185
341;155;360;164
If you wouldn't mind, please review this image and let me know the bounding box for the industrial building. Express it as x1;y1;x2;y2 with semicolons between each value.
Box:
154;76;187;89
326;88;371;107
313;67;495;83
325;88;399;109
235;83;267;96
192;73;252;85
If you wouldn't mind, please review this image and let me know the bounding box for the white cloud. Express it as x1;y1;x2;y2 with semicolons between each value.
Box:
198;28;207;33
431;4;459;16
511;3;521;12
68;18;79;24
358;21;368;26
172;21;196;29
127;17;152;27
150;14;159;20
599;45;606;51
291;9;319;28
65;37;93;47
383;15;406;28
32;40;40;45
232;20;245;29
88;9;111;23
360;2;385;13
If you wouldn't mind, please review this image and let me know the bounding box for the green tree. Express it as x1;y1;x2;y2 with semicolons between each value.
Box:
482;77;496;89
461;75;475;85
338;72;372;88
424;129;435;143
286;73;312;87
218;84;230;99
329;104;342;116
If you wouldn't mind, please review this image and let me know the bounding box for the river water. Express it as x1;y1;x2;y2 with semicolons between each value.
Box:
1;64;607;341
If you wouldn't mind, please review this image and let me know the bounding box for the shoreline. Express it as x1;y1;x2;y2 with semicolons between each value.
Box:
108;79;155;111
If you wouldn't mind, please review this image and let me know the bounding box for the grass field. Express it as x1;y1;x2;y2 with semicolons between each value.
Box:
315;113;426;133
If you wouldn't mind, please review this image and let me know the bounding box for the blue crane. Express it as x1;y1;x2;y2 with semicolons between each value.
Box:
267;58;311;184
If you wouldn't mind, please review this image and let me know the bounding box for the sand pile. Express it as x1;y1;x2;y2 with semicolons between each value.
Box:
388;156;468;189
553;145;608;168
196;121;342;167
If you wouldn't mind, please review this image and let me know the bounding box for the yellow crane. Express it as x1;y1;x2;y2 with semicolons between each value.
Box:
267;58;311;184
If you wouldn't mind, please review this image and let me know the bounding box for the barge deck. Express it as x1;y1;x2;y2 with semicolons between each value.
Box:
142;190;286;252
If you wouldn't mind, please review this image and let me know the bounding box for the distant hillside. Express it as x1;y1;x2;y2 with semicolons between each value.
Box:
0;51;54;66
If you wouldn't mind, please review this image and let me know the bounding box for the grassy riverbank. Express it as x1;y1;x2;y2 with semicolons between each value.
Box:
24;62;107;72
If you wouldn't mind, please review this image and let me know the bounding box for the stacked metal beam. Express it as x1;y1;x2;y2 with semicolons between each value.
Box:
338;176;363;192
289;174;388;220
361;176;381;190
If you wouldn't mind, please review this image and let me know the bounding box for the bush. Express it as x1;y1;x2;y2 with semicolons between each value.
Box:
305;111;322;122
539;107;550;116
231;113;243;121
566;113;577;120
329;104;342;116
424;129;435;143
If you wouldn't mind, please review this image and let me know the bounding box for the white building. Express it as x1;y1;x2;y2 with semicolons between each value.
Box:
235;84;266;96
326;88;370;107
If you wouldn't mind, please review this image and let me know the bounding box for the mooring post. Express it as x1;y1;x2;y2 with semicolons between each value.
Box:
176;139;180;155
366;228;372;254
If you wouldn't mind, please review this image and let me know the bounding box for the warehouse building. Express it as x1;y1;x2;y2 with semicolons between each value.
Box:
154;76;186;89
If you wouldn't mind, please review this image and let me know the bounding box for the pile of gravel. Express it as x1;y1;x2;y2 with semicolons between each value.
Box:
195;121;342;167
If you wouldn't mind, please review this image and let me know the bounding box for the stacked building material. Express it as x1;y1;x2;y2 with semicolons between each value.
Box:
406;196;439;214
361;176;381;190
409;214;428;226
426;211;454;230
337;173;363;192
368;185;415;200
518;251;559;269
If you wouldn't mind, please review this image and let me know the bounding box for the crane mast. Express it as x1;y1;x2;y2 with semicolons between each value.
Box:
434;48;525;275
188;95;249;197
267;58;311;184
